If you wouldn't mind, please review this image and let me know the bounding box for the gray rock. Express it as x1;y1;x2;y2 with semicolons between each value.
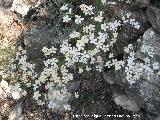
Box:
114;4;150;44
66;81;81;92
142;28;160;61
105;28;160;115
135;0;151;9
102;70;116;84
113;93;140;112
8;104;22;120
146;6;160;33
133;28;160;114
0;0;13;8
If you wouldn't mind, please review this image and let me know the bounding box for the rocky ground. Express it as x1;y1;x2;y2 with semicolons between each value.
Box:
0;0;160;120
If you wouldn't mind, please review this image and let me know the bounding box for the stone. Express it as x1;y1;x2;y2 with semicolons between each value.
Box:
106;27;160;116
102;70;116;84
113;93;140;112
146;6;160;33
8;104;22;120
132;28;160;114
113;3;150;44
66;81;81;92
142;28;160;61
0;0;13;8
135;0;151;9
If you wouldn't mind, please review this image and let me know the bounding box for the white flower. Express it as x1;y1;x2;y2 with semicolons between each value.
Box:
137;38;141;42
75;92;79;98
101;44;109;52
67;8;72;14
11;92;21;100
10;83;22;100
83;24;95;34
79;4;94;15
126;13;131;18
144;57;150;64
96;65;102;72
153;62;159;70
63;104;71;111
48;100;56;109
33;91;41;100
133;22;140;29
42;46;57;56
150;30;154;37
101;23;108;31
94;11;104;22
97;56;102;63
107;1;117;5
101;0;106;4
60;4;68;11
69;31;81;39
157;71;160;78
75;15;84;24
105;61;112;68
141;45;154;58
97;32;108;42
86;65;91;71
107;20;121;31
109;53;114;58
114;60;125;70
124;47;129;53
79;67;83;73
1;80;9;89
130;19;135;26
63;15;71;23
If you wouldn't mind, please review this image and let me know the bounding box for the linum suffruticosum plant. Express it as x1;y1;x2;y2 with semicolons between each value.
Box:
1;0;160;111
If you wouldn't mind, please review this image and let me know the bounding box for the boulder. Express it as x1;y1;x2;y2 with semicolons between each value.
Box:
113;93;140;112
146;6;160;33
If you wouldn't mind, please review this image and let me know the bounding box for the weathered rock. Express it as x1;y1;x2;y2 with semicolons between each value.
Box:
103;27;160;115
0;0;13;8
137;0;151;8
8;103;22;120
113;93;140;112
146;6;160;33
133;28;160;114
103;70;116;84
66;81;81;93
113;3;150;43
134;0;151;9
142;28;160;61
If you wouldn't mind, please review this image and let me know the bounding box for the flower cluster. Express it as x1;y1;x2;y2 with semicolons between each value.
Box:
0;79;26;100
42;46;57;56
124;44;160;84
79;4;94;15
122;13;140;29
5;1;160;113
